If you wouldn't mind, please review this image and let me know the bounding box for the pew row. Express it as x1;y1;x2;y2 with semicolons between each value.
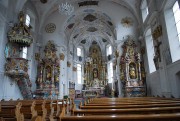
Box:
60;106;180;121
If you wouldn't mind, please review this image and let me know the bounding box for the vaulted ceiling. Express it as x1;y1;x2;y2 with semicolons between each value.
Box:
29;0;141;50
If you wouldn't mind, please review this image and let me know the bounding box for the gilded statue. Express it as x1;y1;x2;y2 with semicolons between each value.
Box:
93;69;98;78
129;64;136;79
46;67;52;81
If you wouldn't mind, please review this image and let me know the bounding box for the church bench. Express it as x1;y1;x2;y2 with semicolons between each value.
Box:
0;101;23;121
60;113;180;121
44;99;65;121
80;102;180;109
34;100;47;121
84;101;180;106
57;99;71;114
60;107;180;121
17;100;38;120
73;105;180;116
88;97;180;102
16;100;47;120
44;99;68;121
90;97;180;103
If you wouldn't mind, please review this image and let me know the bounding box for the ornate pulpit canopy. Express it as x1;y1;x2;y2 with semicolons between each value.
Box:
7;11;33;47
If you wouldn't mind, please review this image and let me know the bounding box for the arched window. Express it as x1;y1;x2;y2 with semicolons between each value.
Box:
77;64;82;84
22;47;27;59
164;0;180;62
106;44;112;56
145;28;156;73
173;1;180;42
141;0;149;22
77;47;82;56
107;62;113;83
25;14;30;27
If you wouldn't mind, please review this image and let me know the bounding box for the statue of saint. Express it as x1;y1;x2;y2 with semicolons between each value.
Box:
93;69;98;78
129;64;136;79
46;67;51;81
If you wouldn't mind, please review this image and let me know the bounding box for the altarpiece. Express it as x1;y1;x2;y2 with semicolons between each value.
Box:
120;37;146;97
83;45;107;97
35;41;60;99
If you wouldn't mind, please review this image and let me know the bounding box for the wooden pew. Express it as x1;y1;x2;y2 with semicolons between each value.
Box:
60;106;180;121
85;98;180;106
0;101;24;121
88;97;180;103
87;98;180;103
80;101;180;109
35;100;47;121
73;105;180;116
17;100;38;120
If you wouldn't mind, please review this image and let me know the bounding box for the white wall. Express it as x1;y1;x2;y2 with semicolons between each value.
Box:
166;60;180;98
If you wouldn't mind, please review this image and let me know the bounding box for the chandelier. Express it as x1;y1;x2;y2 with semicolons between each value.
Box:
59;2;74;15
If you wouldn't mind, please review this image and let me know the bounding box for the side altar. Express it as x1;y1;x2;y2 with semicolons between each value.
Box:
83;45;107;98
35;41;60;99
119;37;146;97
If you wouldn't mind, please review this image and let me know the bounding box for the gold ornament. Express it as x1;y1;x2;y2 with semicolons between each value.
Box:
121;17;133;28
45;23;56;33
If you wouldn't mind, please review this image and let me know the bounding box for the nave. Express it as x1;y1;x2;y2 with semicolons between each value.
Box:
1;97;180;121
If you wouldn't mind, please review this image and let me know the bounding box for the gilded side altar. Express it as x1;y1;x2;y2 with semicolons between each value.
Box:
120;36;146;97
35;41;60;99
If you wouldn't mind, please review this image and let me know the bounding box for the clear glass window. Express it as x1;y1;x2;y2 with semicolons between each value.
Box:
22;47;27;59
77;64;82;84
173;1;180;42
77;47;81;56
25;14;30;27
106;45;112;56
108;62;113;83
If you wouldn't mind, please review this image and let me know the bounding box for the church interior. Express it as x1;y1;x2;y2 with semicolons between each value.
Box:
1;0;180;120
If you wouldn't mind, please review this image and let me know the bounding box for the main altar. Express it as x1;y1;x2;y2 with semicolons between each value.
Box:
82;45;107;98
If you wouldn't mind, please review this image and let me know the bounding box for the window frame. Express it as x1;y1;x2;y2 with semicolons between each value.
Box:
106;45;112;56
107;61;113;83
173;1;180;42
77;64;82;84
25;14;30;27
22;47;28;59
141;0;149;22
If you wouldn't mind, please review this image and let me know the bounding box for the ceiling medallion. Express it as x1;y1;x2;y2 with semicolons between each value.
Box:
87;27;97;32
121;17;133;28
83;14;97;22
45;23;56;33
